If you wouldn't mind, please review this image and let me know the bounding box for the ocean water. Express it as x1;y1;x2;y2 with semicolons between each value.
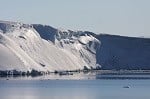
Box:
0;76;150;99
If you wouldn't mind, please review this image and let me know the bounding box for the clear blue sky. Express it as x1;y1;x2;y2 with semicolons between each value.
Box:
0;0;150;37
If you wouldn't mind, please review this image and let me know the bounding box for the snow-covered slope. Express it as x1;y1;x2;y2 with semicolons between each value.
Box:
0;21;100;72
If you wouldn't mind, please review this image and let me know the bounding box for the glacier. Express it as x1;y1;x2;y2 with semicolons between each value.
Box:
0;20;150;74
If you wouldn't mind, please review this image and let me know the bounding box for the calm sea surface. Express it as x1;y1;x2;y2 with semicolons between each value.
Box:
0;74;150;99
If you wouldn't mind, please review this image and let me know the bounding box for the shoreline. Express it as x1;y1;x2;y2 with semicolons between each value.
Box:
1;70;150;76
1;70;150;78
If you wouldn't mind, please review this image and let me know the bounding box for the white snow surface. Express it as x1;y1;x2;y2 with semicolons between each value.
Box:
0;21;100;72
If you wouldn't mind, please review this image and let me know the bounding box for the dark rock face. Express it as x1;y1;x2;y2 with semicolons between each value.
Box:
96;34;150;70
33;24;57;42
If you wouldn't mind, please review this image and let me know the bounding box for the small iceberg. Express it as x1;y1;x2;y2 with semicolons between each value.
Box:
123;86;130;88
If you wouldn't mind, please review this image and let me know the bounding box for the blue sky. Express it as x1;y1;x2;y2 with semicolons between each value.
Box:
0;0;150;36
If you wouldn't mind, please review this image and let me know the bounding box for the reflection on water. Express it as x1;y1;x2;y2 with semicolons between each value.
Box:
1;73;150;99
0;72;96;80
